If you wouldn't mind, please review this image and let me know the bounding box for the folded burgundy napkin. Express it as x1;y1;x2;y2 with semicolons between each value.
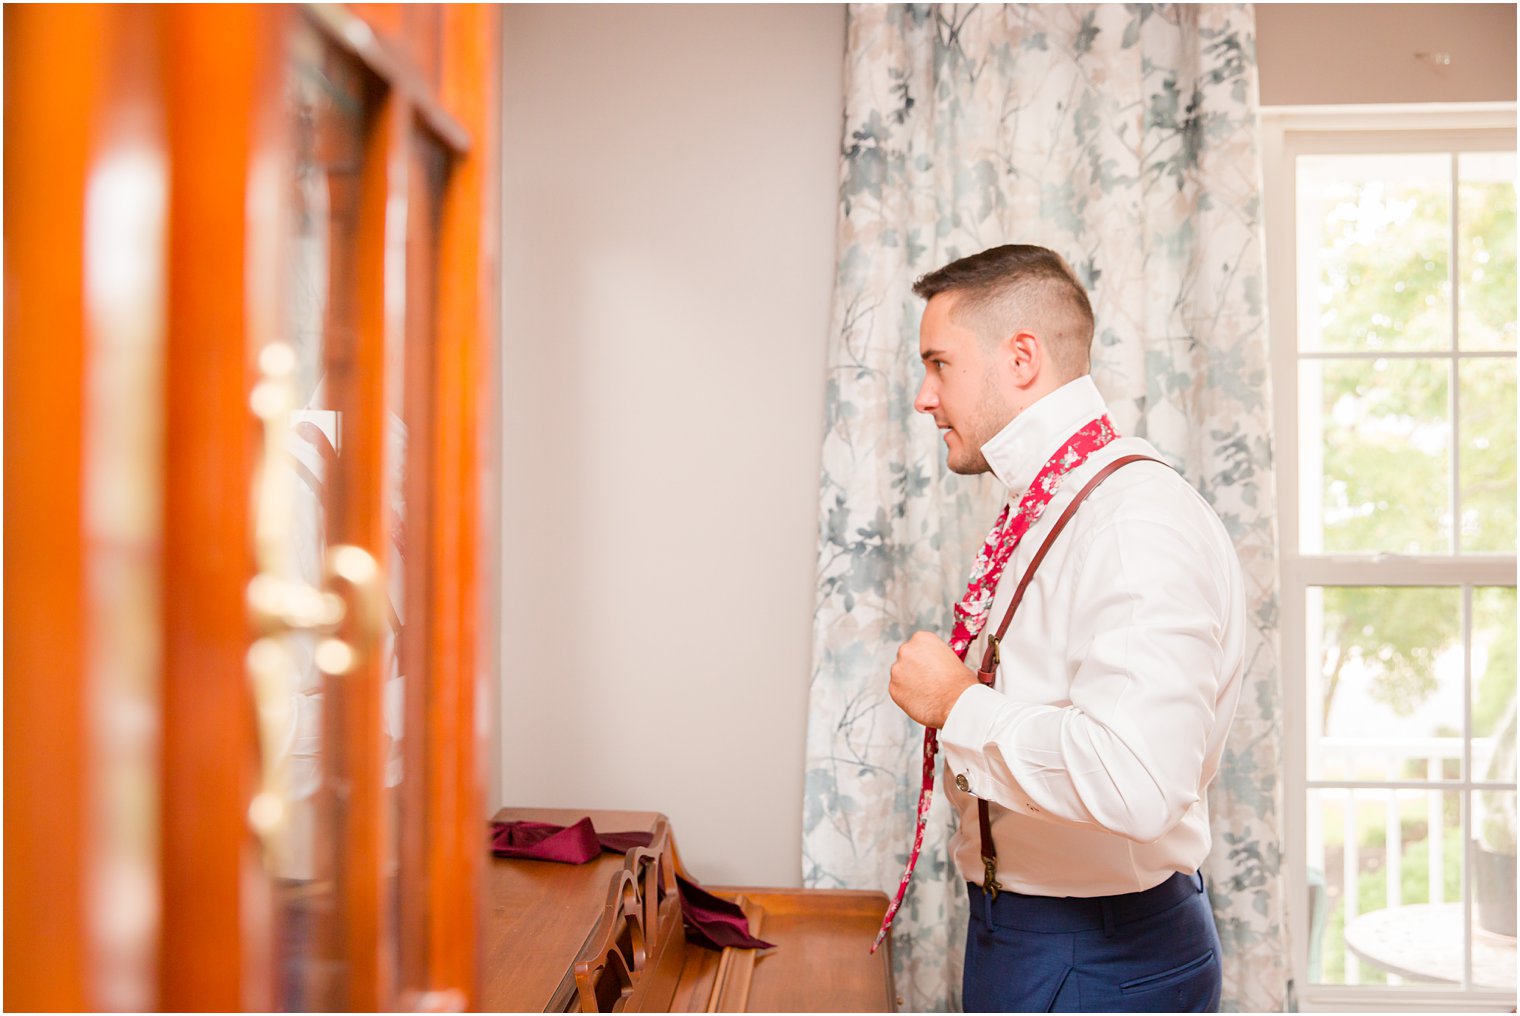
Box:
671;873;773;950
490;817;612;863
489;818;773;951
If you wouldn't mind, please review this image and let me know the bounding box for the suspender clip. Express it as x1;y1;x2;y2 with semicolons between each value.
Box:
981;856;1002;902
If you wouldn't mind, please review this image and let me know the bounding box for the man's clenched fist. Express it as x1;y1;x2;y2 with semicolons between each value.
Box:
888;631;979;729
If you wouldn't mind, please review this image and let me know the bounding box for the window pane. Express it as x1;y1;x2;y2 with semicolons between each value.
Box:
1473;587;1517;752
1308;789;1464;986
1297;153;1451;353
1458;151;1517;351
390;131;451;998
1300;358;1451;554
1474;588;1517;963
1474;790;1516;953
278;24;377;1013
1459;359;1517;554
1307;587;1463;781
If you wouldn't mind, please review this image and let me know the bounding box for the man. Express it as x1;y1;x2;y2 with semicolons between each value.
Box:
887;244;1245;1012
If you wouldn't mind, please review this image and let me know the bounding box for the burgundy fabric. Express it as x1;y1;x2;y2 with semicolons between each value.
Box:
596;829;659;856
490;817;609;863
489;819;773;951
674;874;775;950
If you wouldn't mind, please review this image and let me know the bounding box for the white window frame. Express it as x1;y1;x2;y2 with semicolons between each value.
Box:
1261;102;1518;1013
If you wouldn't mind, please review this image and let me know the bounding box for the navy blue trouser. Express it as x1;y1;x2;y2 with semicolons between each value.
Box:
962;871;1223;1013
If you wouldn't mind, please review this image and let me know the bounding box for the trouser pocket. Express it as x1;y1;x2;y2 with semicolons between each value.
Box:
1119;950;1215;994
1117;948;1221;1012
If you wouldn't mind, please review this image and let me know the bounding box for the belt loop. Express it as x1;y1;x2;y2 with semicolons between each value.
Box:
973;882;994;928
1100;897;1117;938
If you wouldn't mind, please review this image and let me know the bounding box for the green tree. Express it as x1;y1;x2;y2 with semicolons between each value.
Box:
1307;162;1517;727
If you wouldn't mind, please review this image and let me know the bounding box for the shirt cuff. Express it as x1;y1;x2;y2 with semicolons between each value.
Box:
940;683;1009;798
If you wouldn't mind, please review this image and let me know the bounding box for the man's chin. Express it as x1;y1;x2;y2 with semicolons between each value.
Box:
946;455;991;476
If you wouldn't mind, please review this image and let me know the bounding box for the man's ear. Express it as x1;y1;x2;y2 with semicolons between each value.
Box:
1007;330;1042;388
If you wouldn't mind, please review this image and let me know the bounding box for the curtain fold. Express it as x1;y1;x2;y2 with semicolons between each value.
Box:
803;5;1290;1010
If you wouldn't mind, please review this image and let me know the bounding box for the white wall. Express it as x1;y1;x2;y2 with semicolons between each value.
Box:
497;4;846;886
1255;3;1516;106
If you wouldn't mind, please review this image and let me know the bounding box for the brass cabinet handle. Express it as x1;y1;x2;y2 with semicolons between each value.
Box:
244;341;384;862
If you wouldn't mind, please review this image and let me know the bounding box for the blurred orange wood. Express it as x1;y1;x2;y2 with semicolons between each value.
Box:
313;2;468;154
431;4;499;1004
398;112;443;1003
3;5;498;1010
157;5;283;1010
347;1;404;39
406;5;444;92
2;5;107;1007
325;60;406;1016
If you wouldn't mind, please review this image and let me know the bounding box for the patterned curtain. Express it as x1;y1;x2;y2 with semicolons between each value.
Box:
803;5;1289;1011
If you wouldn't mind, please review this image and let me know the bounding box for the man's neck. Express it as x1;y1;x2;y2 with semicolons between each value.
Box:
978;375;1106;492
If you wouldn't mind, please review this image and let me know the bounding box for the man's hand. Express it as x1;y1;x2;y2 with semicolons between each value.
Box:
889;631;979;729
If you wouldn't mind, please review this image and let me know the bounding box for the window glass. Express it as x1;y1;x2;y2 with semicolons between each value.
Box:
277;23;376;1012
1458;151;1518;351
1458;359;1517;554
1285;134;1517;1008
1308;789;1466;987
1299;358;1450;554
1297;153;1451;354
1307;587;1463;781
1474;790;1517;952
1473;587;1518;750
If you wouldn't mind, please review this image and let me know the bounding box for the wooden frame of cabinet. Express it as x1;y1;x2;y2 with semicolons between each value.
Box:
3;5;499;1010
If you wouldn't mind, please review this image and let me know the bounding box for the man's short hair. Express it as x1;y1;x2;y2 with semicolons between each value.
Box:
912;245;1095;380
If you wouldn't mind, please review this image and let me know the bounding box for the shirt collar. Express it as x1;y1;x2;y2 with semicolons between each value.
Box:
980;375;1110;493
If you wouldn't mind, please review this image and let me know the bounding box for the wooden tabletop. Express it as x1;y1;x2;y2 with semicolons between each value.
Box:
701;887;895;1012
482;807;666;1012
481;807;894;1013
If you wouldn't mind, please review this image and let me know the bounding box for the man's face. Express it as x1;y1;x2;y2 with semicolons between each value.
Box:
913;293;1015;476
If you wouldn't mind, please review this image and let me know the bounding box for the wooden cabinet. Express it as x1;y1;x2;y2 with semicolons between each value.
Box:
4;5;498;1010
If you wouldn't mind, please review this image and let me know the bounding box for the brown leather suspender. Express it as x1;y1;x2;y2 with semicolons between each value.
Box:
970;453;1166;901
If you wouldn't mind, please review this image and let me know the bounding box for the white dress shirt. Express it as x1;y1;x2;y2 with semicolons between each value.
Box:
940;375;1246;898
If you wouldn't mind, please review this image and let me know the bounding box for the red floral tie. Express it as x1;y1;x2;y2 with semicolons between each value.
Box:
871;415;1117;952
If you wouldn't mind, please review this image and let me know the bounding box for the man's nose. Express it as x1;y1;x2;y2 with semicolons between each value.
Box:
914;375;937;415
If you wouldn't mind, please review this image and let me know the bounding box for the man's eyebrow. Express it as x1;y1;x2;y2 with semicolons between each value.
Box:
920;348;947;362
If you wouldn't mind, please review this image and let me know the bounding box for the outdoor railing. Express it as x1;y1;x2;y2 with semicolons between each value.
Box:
1307;736;1495;985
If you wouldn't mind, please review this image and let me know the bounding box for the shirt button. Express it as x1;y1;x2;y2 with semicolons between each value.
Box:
954;773;969;792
